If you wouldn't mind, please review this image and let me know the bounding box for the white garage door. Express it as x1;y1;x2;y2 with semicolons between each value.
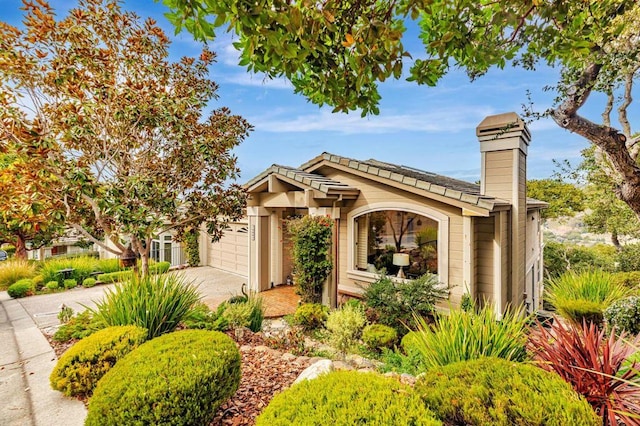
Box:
209;223;248;276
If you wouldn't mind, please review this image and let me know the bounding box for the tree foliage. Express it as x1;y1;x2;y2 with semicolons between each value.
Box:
1;0;251;272
579;146;640;248
0;141;64;259
527;178;584;219
164;0;640;222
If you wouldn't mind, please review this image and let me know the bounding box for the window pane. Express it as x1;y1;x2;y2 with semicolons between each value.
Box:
355;210;438;277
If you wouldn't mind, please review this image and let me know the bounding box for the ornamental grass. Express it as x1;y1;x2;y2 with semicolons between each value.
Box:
411;304;529;370
88;273;200;340
529;320;640;425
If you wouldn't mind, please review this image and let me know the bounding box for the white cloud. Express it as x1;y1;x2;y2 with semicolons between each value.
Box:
220;73;293;89
250;106;496;134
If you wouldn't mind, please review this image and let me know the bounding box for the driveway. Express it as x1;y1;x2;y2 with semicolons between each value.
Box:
16;266;245;333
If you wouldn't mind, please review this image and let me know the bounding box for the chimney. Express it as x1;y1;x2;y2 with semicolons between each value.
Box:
476;112;531;306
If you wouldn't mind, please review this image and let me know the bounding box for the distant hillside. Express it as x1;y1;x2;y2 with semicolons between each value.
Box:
543;212;612;246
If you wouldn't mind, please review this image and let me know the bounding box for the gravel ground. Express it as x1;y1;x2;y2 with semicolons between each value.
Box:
48;328;318;425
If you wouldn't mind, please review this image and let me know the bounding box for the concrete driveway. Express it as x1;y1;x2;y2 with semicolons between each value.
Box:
16;266;246;333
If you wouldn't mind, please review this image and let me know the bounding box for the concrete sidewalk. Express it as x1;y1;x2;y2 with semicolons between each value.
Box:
0;266;246;426
0;292;86;426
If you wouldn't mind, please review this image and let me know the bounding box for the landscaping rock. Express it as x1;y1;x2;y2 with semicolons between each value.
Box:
332;360;355;371
400;373;417;386
293;359;333;384
281;352;297;361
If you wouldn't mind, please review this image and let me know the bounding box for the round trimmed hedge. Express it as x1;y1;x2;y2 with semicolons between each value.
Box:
50;325;147;397
362;323;397;351
415;357;599;426
8;279;34;298
86;330;241;426
256;371;442;426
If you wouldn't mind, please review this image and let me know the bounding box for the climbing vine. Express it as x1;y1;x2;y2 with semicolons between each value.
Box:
287;215;333;304
184;228;200;267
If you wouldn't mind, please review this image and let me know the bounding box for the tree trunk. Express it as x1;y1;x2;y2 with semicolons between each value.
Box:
140;253;149;277
551;62;640;222
611;230;622;250
14;234;27;260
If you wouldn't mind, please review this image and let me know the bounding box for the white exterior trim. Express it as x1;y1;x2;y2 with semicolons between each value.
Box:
346;201;449;286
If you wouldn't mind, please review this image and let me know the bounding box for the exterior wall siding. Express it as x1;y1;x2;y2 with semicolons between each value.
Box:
320;168;464;304
475;215;495;303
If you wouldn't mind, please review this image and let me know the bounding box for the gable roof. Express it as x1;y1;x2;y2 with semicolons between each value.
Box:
247;152;547;213
246;164;360;198
300;152;506;210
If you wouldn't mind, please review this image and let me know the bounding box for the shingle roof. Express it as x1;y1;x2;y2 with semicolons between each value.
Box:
245;164;359;196
300;152;505;210
247;152;547;212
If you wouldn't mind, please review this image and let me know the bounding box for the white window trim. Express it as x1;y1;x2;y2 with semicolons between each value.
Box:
346;202;449;286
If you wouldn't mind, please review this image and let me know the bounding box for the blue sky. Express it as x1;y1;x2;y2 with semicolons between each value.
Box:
3;0;637;183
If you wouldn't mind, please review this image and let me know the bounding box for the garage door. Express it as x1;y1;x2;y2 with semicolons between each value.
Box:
208;222;248;276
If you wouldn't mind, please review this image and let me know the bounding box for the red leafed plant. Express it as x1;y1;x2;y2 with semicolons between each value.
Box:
528;320;640;425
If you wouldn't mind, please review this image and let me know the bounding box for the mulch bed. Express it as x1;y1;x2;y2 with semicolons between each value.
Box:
47;328;314;425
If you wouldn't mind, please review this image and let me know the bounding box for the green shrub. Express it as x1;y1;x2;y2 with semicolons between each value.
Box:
82;277;97;288
611;271;640;290
401;331;422;355
58;305;74;323
326;304;366;354
86;330;241;426
363;273;446;335
184;228;200;267
88;273;200;340
96;258;123;274
293;303;329;330
415;357;598;426
222;293;264;332
379;347;423;376
545;269;629;324
182;302;229;331
287;215;333;303
40;256;100;285
557;299;605;326
8;278;34;298
50;325;147;397
53;311;106;342
604;296;640;335
617;243;640;272
411;304;529;370
63;278;77;289
256;371;441;426
544;242;617;278
149;261;170;274
362;323;397;351
31;274;44;290
96;270;133;284
3;245;16;257
0;260;36;290
45;281;59;290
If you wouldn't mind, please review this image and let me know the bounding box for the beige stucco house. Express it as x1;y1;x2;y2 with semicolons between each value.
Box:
201;112;547;314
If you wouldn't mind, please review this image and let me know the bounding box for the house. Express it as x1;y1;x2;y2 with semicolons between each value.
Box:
28;228;96;260
202;112;547;314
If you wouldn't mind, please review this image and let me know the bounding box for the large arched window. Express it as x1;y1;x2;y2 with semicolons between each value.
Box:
347;202;449;285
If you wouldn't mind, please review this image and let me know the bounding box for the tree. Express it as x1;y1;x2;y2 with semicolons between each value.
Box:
0;0;251;273
527;179;584;220
164;0;640;220
0;99;65;259
579;146;640;248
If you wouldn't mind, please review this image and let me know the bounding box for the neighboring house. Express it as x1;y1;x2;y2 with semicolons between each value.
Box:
28;228;95;260
100;230;187;267
208;112;546;315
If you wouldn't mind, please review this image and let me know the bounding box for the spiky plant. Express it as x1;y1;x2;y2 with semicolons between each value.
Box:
529;320;640;425
411;304;530;370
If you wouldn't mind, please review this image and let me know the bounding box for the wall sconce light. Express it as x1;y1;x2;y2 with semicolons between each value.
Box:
392;253;410;279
